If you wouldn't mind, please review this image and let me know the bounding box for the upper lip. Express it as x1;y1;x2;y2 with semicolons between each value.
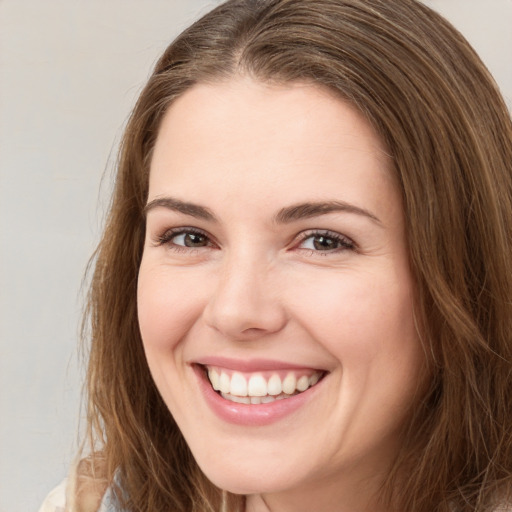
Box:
192;356;326;373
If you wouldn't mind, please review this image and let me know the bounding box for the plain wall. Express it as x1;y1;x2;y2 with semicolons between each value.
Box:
0;1;510;511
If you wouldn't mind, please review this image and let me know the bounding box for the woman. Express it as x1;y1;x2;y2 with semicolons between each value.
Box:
41;0;512;511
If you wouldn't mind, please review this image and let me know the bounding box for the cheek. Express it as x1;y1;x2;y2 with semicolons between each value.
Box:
286;266;420;379
293;267;413;332
136;263;212;417
137;263;206;353
292;266;423;429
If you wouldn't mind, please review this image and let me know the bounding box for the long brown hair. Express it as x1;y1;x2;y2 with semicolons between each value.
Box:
77;1;512;511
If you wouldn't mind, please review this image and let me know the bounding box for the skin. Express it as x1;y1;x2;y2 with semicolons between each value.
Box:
137;77;426;512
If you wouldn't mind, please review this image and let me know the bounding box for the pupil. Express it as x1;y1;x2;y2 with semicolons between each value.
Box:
185;233;206;247
313;236;337;251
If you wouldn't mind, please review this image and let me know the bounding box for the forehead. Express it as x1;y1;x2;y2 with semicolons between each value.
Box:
148;78;397;218
152;78;388;162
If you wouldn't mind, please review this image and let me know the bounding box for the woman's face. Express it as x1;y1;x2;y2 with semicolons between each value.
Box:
138;78;425;510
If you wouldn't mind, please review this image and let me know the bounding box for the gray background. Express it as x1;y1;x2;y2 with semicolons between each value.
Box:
0;1;510;511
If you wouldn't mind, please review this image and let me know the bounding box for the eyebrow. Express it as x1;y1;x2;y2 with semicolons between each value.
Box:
274;201;382;225
144;197;216;221
144;196;381;225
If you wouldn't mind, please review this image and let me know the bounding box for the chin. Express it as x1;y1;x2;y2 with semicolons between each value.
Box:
195;452;304;496
207;473;291;497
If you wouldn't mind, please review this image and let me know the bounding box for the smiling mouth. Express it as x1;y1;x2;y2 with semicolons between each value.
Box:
202;365;326;405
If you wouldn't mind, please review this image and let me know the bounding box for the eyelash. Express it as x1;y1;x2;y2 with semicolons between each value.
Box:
155;227;356;255
156;227;214;251
295;230;355;253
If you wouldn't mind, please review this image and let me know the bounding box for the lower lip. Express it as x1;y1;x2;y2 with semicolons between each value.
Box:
193;365;323;427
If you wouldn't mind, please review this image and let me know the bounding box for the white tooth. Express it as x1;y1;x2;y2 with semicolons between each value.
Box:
282;373;297;394
231;394;250;404
309;372;320;386
250;396;262;404
261;395;275;403
267;374;282;396
219;372;231;394
297;375;309;392
221;392;250;404
208;368;220;390
230;372;248;396
248;374;267;396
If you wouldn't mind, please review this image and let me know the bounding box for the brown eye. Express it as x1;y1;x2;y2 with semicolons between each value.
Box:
172;231;209;248
157;227;214;250
312;235;339;251
298;231;354;252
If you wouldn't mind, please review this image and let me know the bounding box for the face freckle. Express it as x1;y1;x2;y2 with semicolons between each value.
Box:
137;77;426;510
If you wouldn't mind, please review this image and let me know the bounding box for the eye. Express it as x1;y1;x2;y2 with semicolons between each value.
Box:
297;231;355;252
156;227;214;250
172;231;209;248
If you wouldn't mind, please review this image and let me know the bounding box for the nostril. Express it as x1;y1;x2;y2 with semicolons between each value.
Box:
204;303;287;341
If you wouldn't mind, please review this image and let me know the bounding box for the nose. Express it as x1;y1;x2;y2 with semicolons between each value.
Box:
203;253;288;341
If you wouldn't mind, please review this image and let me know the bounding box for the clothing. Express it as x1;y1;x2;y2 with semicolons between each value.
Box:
39;480;512;512
38;479;123;512
38;479;66;512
